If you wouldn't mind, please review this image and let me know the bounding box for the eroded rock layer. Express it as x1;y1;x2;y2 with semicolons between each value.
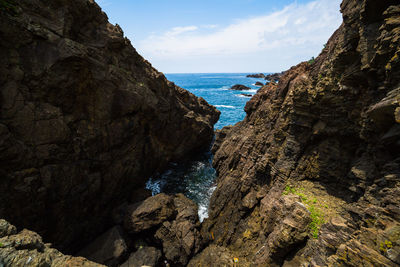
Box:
196;0;400;266
0;0;219;252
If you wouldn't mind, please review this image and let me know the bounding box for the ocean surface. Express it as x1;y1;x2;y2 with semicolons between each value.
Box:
146;73;265;221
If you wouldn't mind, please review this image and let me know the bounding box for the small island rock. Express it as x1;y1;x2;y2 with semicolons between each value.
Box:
230;84;251;90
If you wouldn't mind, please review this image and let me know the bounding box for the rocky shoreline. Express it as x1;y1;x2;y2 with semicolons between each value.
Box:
1;0;400;266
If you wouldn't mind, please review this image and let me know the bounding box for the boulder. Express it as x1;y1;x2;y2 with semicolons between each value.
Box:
230;84;251;90
123;193;176;233
154;194;202;266
255;81;264;87
78;226;128;266
120;247;162;267
0;220;104;267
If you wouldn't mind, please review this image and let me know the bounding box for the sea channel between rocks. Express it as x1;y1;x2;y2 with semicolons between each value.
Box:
145;73;266;221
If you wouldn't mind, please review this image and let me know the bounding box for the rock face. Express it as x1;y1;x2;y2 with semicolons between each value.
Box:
194;0;400;266
0;0;219;252
0;219;104;267
230;84;251;90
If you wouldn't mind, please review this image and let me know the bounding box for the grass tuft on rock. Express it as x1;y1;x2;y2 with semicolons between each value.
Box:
283;184;325;238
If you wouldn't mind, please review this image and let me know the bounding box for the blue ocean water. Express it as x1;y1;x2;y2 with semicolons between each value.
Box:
166;73;265;129
146;73;265;221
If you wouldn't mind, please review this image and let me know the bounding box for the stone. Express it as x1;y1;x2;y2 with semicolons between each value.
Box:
230;84;251;90
255;81;264;87
123;193;176;233
120;247;161;267
246;73;265;78
0;220;104;267
78;226;128;266
154;194;202;266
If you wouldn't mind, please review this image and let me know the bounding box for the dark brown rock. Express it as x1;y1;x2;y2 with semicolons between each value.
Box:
246;73;265;78
255;81;264;87
123;193;176;234
264;71;285;82
154;194;202;266
230;84;251;90
0;0;219;251
120;247;162;267
78;226;128;266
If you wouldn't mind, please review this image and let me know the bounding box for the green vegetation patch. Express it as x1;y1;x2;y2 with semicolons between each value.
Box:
283;184;325;238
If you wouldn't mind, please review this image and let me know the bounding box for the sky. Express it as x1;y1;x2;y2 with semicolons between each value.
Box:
96;0;342;73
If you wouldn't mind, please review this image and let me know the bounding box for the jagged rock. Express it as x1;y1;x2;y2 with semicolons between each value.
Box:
264;72;285;82
255;81;264;87
0;219;17;237
123;193;176;233
188;245;241;267
78;226;128;266
154;194;202;266
230;84;251;90
0;220;104;267
0;0;219;251
201;0;400;265
120;247;161;267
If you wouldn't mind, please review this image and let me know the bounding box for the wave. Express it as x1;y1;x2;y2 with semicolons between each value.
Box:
237;94;253;98
215;105;235;109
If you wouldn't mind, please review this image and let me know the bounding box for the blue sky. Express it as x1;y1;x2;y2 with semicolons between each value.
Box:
97;0;342;73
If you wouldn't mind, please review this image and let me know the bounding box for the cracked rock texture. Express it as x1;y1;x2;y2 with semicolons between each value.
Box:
0;219;104;267
0;0;219;253
194;0;400;266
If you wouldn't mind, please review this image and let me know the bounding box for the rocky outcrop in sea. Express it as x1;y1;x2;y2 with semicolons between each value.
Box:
230;84;251;90
246;73;265;78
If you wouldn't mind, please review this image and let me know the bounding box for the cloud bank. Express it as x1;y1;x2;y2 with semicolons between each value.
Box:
136;0;342;73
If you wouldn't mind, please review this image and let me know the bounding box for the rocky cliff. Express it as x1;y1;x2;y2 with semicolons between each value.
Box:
194;0;400;266
0;0;219;253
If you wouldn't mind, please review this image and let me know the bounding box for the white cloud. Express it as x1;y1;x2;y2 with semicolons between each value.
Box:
166;26;198;37
136;0;342;73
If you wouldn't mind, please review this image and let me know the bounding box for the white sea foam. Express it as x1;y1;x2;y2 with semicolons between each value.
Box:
198;185;217;222
247;89;257;93
215;105;235;109
237;94;253;98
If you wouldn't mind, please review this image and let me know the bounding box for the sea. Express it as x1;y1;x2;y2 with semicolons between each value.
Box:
146;73;266;221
